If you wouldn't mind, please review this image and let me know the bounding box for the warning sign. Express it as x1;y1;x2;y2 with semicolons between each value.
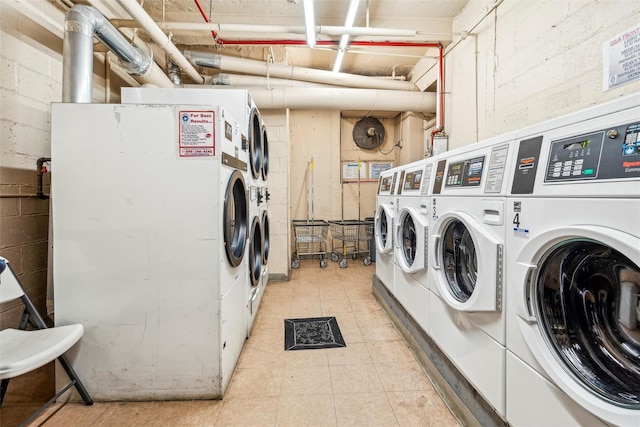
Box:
179;110;215;157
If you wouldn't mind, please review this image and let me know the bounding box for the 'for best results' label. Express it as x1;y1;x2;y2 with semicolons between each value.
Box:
179;111;215;157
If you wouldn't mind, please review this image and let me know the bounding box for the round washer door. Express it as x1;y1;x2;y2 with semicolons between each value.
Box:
395;207;427;273
249;109;263;180
224;169;248;267
431;211;502;312
536;239;640;408
375;203;394;254
261;210;270;266
249;216;263;288
261;125;269;181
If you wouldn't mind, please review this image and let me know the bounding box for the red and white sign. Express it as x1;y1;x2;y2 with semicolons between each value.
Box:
179;110;215;157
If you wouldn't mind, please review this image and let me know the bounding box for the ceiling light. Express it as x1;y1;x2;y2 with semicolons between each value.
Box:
332;0;360;73
303;0;316;48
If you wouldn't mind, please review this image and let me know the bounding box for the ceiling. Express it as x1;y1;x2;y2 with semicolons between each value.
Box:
76;0;469;81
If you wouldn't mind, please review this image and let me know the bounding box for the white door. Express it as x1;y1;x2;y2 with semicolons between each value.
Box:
431;211;503;312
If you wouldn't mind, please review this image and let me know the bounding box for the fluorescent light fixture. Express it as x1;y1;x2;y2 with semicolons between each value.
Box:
303;0;316;48
332;0;360;73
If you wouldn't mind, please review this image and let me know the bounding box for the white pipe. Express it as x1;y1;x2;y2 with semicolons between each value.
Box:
115;0;204;84
111;20;417;38
184;50;418;91
229;87;435;112
205;74;334;88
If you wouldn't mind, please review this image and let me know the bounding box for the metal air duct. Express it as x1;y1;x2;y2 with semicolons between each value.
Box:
62;4;172;103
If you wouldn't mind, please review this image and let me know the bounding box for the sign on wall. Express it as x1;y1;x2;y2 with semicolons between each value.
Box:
603;23;640;91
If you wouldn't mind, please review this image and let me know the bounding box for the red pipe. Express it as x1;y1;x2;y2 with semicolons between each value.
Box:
216;39;440;47
191;0;445;135
193;0;219;42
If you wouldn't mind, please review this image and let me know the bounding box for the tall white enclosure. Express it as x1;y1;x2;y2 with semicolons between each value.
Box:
51;103;249;400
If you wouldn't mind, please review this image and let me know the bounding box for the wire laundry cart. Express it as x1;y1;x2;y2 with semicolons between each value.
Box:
329;219;374;268
291;219;330;268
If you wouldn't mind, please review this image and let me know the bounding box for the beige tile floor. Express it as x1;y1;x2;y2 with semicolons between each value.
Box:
16;259;460;426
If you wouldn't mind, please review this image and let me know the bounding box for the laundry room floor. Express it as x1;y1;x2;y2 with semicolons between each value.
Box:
7;259;460;427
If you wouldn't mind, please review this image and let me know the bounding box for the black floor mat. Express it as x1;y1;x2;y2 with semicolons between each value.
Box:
284;317;346;351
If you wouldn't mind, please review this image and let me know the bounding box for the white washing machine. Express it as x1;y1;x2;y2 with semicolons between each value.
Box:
121;87;267;336
393;158;437;332
505;94;640;426
374;166;402;292
428;132;517;418
51;103;248;400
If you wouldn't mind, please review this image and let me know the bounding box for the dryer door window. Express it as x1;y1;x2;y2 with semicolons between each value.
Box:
249;216;263;287
262;210;270;265
441;220;477;302
249;109;263;179
261;126;269;180
535;240;640;408
224;170;248;267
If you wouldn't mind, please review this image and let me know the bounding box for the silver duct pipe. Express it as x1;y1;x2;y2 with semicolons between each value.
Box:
208;87;436;113
167;59;182;85
183;50;419;92
62;4;172;103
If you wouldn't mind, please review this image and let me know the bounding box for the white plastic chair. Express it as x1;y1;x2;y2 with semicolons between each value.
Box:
0;256;92;425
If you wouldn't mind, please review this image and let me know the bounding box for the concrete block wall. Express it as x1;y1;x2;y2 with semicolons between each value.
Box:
0;1;65;326
262;110;290;279
444;0;640;148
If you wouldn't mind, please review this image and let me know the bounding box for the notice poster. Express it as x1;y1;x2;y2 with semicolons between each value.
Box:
603;24;640;91
179;110;215;157
369;162;394;180
342;162;367;181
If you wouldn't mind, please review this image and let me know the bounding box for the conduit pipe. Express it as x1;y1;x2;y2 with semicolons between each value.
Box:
183;50;419;91
62;4;172;103
114;0;205;84
111;20;418;38
207;74;334;88
215;87;437;112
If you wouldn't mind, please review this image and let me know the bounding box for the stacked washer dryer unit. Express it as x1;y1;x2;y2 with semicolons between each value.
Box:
393;158;437;332
374;166;403;293
121;88;268;336
256;109;270;316
505;94;640;427
52;102;249;399
428;132;517;418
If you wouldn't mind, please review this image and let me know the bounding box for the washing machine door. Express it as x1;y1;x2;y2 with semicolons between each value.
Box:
261;125;269;180
248;215;263;288
431;211;502;312
249;109;263;180
375;203;394;254
513;226;640;426
395;206;428;273
261;210;270;266
224;169;248;267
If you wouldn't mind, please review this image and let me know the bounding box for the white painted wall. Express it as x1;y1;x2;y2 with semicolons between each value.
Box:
442;0;640;149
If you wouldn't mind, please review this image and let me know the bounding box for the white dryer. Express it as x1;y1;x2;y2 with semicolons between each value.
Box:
393;158;437;332
505;94;640;427
428;132;516;418
51;103;248;400
374;166;402;292
121;88;267;336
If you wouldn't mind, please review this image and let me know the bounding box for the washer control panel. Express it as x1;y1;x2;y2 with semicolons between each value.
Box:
445;156;485;187
545;121;640;182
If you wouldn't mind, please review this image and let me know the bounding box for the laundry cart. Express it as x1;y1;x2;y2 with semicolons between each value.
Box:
291;219;330;268
329;219;374;268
